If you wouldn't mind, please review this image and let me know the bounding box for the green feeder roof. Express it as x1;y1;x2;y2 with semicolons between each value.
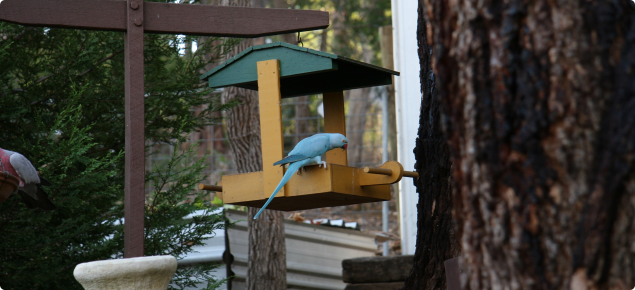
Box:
200;42;399;98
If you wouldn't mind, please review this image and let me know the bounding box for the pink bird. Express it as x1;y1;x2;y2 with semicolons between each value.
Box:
0;148;56;210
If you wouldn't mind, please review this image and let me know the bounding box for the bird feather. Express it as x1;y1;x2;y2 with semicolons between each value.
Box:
10;153;40;184
254;158;315;219
253;133;347;219
273;154;309;166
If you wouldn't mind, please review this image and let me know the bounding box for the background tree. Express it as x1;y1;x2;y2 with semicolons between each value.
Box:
217;0;287;288
412;0;635;288
0;12;236;289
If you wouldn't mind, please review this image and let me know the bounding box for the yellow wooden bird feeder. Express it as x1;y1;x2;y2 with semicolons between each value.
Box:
199;42;416;211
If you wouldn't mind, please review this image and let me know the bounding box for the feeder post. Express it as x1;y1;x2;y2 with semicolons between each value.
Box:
323;91;347;166
257;60;286;198
124;0;145;258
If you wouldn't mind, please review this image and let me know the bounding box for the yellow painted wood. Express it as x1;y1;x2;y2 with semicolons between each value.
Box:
323;91;347;166
285;165;333;196
364;167;393;175
359;161;403;186
286;164;391;200
220;163;394;211
222;171;263;203
329;165;389;198
403;171;419;178
211;60;403;212
257;59;286;199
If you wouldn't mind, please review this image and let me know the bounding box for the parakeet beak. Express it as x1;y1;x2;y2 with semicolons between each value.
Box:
342;144;348;150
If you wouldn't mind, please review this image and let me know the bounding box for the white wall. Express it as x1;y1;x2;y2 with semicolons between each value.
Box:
391;0;420;255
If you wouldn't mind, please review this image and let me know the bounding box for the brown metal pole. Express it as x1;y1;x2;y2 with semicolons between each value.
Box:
0;0;329;37
124;0;145;258
198;184;223;192
363;167;393;175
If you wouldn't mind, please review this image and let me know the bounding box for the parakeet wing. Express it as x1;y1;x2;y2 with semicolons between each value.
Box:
273;154;309;166
287;134;330;158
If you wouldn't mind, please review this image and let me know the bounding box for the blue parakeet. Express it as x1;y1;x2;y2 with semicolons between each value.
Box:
253;133;348;219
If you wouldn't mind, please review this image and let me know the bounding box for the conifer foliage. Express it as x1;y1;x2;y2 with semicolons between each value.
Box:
0;20;236;290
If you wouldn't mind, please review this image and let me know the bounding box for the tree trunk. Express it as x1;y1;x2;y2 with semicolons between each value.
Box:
401;2;459;289
345;87;371;166
294;95;311;143
422;0;635;289
379;25;399;162
221;1;286;289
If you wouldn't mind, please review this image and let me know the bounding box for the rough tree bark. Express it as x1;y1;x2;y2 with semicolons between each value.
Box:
294;95;311;143
402;2;459;289
221;1;286;289
422;0;635;289
346;87;372;166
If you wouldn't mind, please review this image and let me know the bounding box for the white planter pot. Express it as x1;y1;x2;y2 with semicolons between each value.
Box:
74;255;177;290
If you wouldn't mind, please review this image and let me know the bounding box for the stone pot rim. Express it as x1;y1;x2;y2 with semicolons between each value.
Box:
74;255;178;290
75;255;177;268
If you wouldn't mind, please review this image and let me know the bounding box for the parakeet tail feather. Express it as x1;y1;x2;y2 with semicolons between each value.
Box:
253;161;306;219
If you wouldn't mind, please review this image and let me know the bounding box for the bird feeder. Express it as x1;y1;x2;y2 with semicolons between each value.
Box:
199;42;416;211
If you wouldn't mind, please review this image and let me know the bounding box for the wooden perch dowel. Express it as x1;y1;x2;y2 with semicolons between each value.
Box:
364;166;418;178
403;171;419;178
198;184;223;192
363;167;393;175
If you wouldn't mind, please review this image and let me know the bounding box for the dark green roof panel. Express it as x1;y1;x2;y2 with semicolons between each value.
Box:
200;42;399;98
